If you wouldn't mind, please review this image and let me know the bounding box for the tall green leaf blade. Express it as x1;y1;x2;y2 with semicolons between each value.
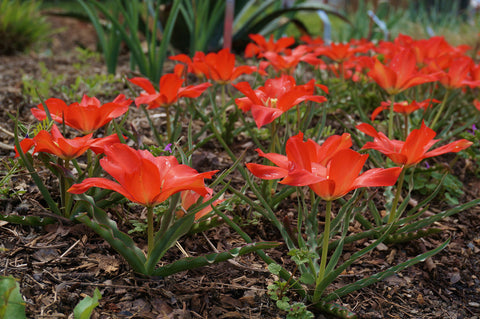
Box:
324;239;450;301
145;213;196;274
152;242;279;277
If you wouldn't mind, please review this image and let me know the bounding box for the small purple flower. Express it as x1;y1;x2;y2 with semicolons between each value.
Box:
424;161;430;169
163;143;172;153
468;124;477;135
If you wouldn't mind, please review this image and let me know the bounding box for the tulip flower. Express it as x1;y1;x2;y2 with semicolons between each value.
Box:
367;49;437;95
15;124;120;160
356;122;473;168
370;99;440;121
68;143;217;207
261;45;321;75
244;34;295;58
233;75;327;128
176;190;224;220
69;143;217;256
247;131;401;284
170;51;210;79
129;74;211;110
203;48;257;84
247;132;401;201
31;94;132;134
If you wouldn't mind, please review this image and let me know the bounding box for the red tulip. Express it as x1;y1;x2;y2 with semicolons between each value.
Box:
233;75;327;128
356;122;473;167
68;143;218;207
31;94;131;134
204;48;258;84
244;34;295;58
367;49;437;95
247;132;400;201
170;52;210;79
176;190;224;220
261;45;321;75
15;124;120;160
129;73;211;109
370;99;440;121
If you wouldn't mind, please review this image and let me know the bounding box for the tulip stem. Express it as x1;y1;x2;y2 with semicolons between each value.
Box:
403;113;409;140
165;105;172;142
59;159;72;218
388;167;406;224
388;96;395;139
141;106;162;145
147;205;154;258
317;200;332;287
221;84;227;125
430;89;450;130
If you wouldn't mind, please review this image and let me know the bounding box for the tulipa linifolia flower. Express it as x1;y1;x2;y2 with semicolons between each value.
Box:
356;122;473;168
176;190;224;220
205;49;258;84
244;34;295;58
370;99;440;121
31;94;132;134
247;132;401;201
367;48;437;95
15;124;120;160
233;75;327;128
129;73;211;110
68;143;218;207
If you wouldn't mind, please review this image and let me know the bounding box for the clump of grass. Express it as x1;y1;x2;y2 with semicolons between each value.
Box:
0;0;51;55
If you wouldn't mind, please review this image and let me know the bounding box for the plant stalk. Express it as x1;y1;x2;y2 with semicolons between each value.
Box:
388;167;406;224
147;205;154;258
317;200;332;288
430;89;450;129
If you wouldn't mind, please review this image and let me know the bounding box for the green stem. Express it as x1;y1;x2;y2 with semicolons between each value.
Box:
165;105;171;142
141;106;162;145
147;205;154;258
430;89;450;129
296;104;301;133
388;95;395;139
388;167;406;224
221;84;226;125
403;113;408;140
317;200;332;287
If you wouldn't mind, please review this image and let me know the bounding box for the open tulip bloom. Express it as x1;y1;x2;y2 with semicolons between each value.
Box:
31;94;132;134
69;143;218;257
68;143;218;208
247;132;401;201
234;75;327;128
15;124;121;161
356;122;472;168
129;74;211;110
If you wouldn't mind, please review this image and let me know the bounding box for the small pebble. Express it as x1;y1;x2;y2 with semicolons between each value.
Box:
468;302;480;307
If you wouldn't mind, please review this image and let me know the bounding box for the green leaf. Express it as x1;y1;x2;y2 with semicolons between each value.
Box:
268;263;282;275
0;276;26;319
73;288;101;319
145;213;196;274
300;272;316;285
74;194;147;274
151;242;279;277
324;239;450;301
0;214;55;226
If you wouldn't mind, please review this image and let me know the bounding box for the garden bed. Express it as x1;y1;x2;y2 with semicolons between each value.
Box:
1;15;480;319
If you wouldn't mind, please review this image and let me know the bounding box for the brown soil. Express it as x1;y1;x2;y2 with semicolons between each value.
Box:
1;16;480;319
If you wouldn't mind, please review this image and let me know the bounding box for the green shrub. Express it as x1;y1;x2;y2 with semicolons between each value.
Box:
0;0;50;55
